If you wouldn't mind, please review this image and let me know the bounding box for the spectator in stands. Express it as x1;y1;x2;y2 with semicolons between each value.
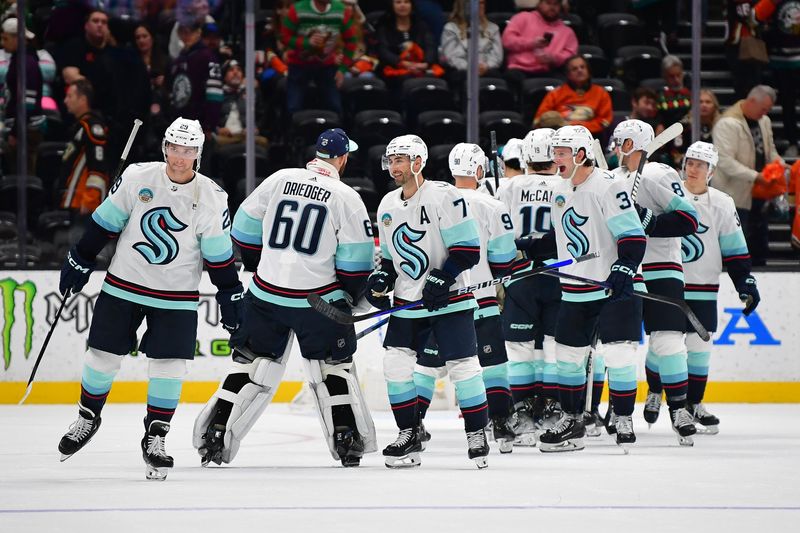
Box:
657;55;692;126
256;2;290;140
1;17;44;175
712;85;784;266
376;0;442;95
502;0;578;89
202;19;232;63
414;0;447;52
725;0;764;99
606;87;663;166
134;23;171;118
58;78;109;218
668;88;721;167
754;0;800;157
280;0;359;116
533;55;612;136
215;59;268;148
0;25;57;115
440;0;503;90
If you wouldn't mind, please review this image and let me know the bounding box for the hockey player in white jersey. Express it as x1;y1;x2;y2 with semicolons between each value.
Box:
540;125;647;452
413;143;519;453
58;118;244;480
366;135;488;468
497;128;564;444
193;128;377;468
479;137;525;197
672;142;759;433
609;120;700;444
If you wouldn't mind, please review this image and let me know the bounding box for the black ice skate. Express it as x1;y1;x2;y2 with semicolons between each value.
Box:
536;397;562;432
199;423;226;467
58;404;102;462
141;420;174;480
334;426;365;467
614;414;636;454
419;420;431;451
688;403;719;435
539;413;585;453
604;405;617;435
466;428;489;469
643;390;662;428
383;427;422;468
669;407;697;446
510;399;536;446
490;415;515;454
584;408;603;438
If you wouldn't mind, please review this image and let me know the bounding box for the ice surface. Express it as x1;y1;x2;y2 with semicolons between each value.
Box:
1;404;798;532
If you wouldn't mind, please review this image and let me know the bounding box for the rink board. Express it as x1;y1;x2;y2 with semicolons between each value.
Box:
0;270;798;404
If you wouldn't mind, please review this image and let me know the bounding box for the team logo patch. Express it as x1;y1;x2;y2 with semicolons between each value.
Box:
482;345;492;354
681;223;709;263
392;223;429;280
381;213;393;226
91;124;104;137
138;188;154;203
555;194;566;207
134;207;188;265
562;207;590;258
337;338;345;348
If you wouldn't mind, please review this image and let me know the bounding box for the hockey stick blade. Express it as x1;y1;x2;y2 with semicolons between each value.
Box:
592;139;608;170
540;269;711;342
631;122;684;201
308;254;598;325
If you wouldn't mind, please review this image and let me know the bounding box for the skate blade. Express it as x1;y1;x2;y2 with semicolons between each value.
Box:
678;436;694;446
473;456;488;469
512;433;537;447
696;425;719;435
384;452;421;469
619;443;631;455
585;426;601;438
539;438;585;453
59;452;74;462
145;464;169;480
497;440;514;454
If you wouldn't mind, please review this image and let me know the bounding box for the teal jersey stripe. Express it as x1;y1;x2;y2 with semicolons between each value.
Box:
667;194;697;217
393;298;477;319
474;304;500;320
481;363;507;381
608;365;637;383
387;381;417;404
562;289;607;302
81;365;116;396
335;242;374;272
607;211;645;239
685;291;717;301
441;218;480;248
720;231;748;256
643;270;684;282
487;233;517;263
248;280;347;308
93;200;129;233
380;242;393;259
102;283;198;311
201;233;233;262
482;376;509;390
231;211;263;244
147;377;183;409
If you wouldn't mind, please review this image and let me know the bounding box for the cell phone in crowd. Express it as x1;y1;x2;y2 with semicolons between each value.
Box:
543;32;553;44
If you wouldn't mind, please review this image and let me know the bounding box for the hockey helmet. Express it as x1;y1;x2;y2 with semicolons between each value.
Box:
383;134;428;172
524;128;556;163
163;117;204;164
501;138;526;164
682;141;719;182
551;125;595;163
611;119;654;156
448;142;486;179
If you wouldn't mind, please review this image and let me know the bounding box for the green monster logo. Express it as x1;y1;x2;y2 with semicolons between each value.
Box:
0;278;37;370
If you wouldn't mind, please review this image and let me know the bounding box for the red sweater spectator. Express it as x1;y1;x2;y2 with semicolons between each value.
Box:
502;0;577;75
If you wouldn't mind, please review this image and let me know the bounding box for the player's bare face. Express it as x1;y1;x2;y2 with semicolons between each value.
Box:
552;147;575;178
387;154;413;185
684;158;709;193
165;144;198;182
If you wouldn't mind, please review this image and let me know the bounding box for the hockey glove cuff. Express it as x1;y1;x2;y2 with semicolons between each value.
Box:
635;204;656;235
735;275;760;315
605;259;637;302
365;270;394;310
59;246;95;296
422;268;456;312
216;284;245;332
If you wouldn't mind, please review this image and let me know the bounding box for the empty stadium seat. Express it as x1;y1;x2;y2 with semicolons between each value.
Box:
520;78;562;124
579;45;610;78
416;110;466;146
288;109;342;161
342;177;381;213
426;144;457;183
352;110;405;151
597;13;646;56
479;78;516;112
615;45;663;88
341;77;390;120
0;176;46;227
402;77;455;128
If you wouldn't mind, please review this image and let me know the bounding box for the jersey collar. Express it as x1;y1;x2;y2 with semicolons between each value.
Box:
306;158;340;180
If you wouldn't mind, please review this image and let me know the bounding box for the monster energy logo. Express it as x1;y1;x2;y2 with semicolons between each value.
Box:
0;278;37;370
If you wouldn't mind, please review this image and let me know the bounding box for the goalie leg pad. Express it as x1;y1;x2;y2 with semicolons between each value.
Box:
303;358;378;462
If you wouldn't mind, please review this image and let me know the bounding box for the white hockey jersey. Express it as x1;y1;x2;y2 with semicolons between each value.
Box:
497;173;560;240
91;162;232;310
551;168;646;302
231;159;374;308
459;187;517;319
682;187;749;301
612;162;698;281
478;176;511;197
377;180;481;318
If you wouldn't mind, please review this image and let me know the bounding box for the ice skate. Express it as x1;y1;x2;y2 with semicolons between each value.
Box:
614;414;636;454
466;429;489;469
141;420;174;480
419;420;431;451
536;398;562;433
689;403;719;435
58;404;102;462
539;413;585;453
510;399;536;446
334;426;365;467
669;407;697;446
584;409;602;437
198;423;225;467
383;427;422;468
643;390;662;428
490;415;515;453
603;405;617;435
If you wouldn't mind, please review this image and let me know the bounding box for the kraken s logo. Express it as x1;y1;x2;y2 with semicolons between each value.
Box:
681;223;709;263
392;223;429;280
134;207;188;265
562;208;589;258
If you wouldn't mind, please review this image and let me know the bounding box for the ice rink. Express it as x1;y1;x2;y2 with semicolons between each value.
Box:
1;403;798;533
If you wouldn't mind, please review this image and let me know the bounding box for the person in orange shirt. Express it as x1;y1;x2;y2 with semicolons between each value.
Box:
533;55;612;136
59;78;110;215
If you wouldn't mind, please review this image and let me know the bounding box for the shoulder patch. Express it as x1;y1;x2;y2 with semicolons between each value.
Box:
91;124;105;137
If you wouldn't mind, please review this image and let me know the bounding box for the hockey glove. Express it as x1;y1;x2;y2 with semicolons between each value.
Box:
635;204;656;235
735;275;760;315
59;246;95;296
422;268;456;312
365;270;394;310
605;259;637;302
216;284;245;333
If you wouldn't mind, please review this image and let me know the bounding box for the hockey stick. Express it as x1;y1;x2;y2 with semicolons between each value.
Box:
19;291;72;405
113;118;143;181
584;327;599;412
309;254;598;325
490;130;500;191
592;139;608;170
355;317;389;340
630;122;683;201
539;269;710;341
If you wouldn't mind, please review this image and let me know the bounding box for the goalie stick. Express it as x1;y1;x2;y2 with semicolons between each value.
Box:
630;122;683;201
539;269;710;341
309;253;598;325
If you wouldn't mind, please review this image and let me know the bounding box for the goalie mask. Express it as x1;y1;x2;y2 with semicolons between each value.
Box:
163;117;204;167
682;141;718;182
448;142;486;180
611;119;654;156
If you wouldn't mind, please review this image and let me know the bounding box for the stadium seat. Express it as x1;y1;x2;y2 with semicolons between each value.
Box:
341;77;390;121
479;78;516;112
352;110;405;151
486;12;514;34
402;77;455;128
36;210;71;242
426;144;457;183
615;45;663;88
416;110;466;146
562;13;586;42
35;141;68;207
479;112;528;153
219;151;270;195
597;13;646;56
520;78;561;125
640;77;668;93
0;211;16;240
288;109;342;161
342;177;381;213
367;144;389;193
0;241;42;268
594;78;631;111
579;45;610;78
42;110;67;142
0;176;46;227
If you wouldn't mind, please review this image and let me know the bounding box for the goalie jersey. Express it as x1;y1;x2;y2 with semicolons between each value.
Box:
611;162;698;281
377;180;481;318
681;187;750;300
551;168;646;302
459;188;517;319
91;162;233;310
231;159;374;308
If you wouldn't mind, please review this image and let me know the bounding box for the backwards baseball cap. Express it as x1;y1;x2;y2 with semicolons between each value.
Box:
2;18;35;39
316;128;359;159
